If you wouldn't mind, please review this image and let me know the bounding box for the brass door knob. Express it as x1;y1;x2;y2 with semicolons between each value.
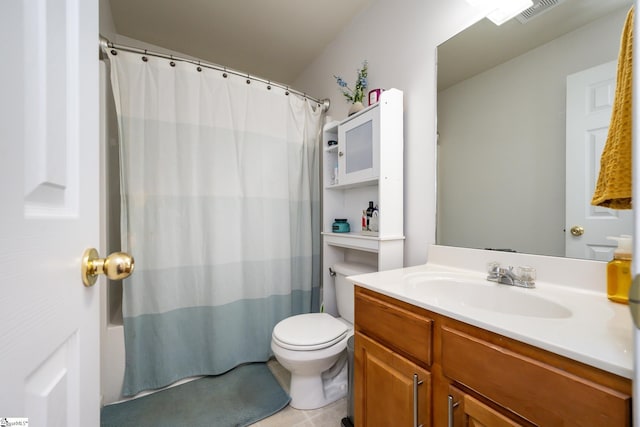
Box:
570;225;585;236
81;248;135;287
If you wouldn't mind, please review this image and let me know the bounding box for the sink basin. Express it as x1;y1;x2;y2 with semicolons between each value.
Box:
403;272;572;319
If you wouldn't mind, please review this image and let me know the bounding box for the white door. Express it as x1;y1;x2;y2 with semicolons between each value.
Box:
565;61;633;260
0;1;100;426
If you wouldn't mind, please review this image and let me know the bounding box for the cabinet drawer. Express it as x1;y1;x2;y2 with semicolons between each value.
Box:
441;326;631;426
355;288;433;366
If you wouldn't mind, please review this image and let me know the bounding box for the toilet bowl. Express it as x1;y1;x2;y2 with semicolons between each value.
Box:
271;262;376;410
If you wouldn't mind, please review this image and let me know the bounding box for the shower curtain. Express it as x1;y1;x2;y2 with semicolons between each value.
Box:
107;49;322;396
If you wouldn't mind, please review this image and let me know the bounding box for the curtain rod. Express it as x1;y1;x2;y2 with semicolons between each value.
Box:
99;36;330;113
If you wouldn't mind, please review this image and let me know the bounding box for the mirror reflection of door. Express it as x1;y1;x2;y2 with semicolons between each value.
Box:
565;61;633;260
437;4;632;260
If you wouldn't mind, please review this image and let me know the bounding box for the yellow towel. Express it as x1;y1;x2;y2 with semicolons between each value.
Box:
591;7;633;210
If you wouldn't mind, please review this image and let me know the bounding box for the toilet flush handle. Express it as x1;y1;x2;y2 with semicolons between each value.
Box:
329;268;336;277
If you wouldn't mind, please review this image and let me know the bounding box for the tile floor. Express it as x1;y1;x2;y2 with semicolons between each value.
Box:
250;359;349;427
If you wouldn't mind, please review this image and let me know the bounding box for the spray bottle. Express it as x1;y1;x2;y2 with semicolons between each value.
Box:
607;235;632;304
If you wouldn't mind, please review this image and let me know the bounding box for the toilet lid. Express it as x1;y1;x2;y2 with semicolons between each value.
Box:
273;313;349;351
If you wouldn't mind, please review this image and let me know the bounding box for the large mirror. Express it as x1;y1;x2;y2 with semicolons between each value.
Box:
436;0;633;261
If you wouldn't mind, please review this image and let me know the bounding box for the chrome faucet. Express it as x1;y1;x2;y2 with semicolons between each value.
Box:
486;262;536;288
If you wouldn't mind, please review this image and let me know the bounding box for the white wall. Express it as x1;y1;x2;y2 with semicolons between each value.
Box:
99;0;116;40
294;0;484;266
437;8;627;257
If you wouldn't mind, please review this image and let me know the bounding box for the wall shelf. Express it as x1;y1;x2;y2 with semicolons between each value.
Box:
325;178;377;190
322;232;406;252
321;88;404;315
324;145;338;153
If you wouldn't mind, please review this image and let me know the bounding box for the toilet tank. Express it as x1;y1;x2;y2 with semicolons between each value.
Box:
332;262;376;324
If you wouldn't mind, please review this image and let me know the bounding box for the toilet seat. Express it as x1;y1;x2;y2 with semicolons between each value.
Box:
272;313;349;351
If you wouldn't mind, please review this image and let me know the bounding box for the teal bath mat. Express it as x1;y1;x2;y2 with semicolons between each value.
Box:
101;363;290;427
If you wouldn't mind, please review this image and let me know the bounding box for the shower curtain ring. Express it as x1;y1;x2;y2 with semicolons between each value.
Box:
223;67;227;78
246;73;251;84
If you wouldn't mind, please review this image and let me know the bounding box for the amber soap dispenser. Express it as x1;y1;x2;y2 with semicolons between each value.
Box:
607;235;632;304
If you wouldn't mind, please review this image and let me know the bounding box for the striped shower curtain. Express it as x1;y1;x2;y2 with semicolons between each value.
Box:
107;49;322;396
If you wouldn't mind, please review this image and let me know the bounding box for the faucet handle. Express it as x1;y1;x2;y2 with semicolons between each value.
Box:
486;261;501;281
516;266;536;284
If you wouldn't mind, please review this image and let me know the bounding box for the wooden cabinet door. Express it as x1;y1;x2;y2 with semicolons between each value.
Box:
448;385;530;427
355;332;431;427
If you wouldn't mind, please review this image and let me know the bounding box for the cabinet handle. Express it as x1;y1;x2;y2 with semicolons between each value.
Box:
447;395;460;427
413;374;423;427
338;151;344;157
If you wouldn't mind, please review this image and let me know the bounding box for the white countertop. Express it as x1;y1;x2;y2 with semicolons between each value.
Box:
348;246;634;379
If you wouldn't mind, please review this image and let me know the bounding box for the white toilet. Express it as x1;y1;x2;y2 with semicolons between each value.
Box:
271;262;376;410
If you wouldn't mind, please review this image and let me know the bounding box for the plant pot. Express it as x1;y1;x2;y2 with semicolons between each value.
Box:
348;101;365;116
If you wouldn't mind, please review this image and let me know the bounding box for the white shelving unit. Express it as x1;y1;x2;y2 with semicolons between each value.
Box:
321;88;404;315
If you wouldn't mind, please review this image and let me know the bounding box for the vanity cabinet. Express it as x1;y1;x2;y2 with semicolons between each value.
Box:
354;286;433;427
355;333;431;427
353;286;632;427
322;89;403;315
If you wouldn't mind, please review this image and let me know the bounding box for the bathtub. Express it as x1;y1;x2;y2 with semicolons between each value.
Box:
100;60;128;405
100;287;126;404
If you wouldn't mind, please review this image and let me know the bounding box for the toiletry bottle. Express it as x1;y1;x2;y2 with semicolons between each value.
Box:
366;201;374;230
361;210;367;231
370;205;379;232
607;235;632;304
